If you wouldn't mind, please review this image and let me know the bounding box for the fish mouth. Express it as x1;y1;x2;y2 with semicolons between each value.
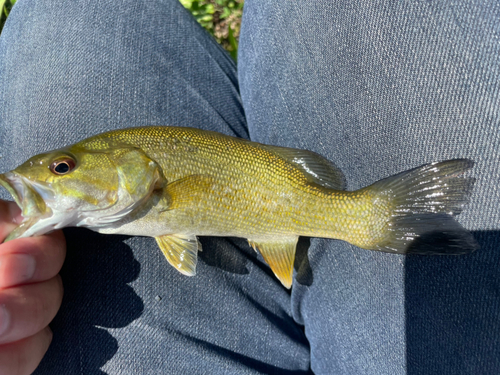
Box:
0;173;24;209
0;172;55;241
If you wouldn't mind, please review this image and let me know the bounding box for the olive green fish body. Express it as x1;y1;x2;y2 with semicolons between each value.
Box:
72;128;330;234
0;127;477;288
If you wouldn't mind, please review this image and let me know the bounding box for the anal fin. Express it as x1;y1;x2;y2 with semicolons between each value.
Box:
248;236;299;289
155;234;202;276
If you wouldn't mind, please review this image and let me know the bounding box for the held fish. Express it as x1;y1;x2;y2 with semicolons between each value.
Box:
0;126;477;288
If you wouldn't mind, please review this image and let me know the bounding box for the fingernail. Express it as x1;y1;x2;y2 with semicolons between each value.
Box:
0;254;36;288
0;304;9;337
7;201;22;225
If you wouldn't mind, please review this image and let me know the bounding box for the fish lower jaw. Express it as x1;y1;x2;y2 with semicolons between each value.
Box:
8;210;79;241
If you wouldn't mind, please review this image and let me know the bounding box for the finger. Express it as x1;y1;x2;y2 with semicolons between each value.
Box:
0;201;22;242
0;231;66;288
0;276;63;345
0;327;52;375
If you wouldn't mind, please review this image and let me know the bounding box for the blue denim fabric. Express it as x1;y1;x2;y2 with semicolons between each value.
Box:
239;1;500;374
0;1;310;374
0;0;499;374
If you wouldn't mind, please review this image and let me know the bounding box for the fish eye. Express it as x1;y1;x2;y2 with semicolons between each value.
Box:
50;158;76;175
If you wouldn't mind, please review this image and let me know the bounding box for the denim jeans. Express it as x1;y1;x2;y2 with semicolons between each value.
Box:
0;0;499;374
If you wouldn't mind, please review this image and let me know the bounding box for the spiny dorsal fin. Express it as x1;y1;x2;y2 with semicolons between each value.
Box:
155;234;202;276
258;144;345;190
248;236;299;289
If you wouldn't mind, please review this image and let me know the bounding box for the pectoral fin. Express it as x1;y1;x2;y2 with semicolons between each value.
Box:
248;236;299;289
165;175;216;211
155;234;202;276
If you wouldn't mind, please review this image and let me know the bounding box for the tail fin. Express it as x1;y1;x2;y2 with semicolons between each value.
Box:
370;159;478;255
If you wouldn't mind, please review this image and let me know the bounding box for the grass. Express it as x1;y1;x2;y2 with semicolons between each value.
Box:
0;0;243;59
180;0;243;60
0;0;16;35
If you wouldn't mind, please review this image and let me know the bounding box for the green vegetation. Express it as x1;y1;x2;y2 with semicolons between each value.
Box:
0;0;16;35
180;0;243;60
0;0;243;59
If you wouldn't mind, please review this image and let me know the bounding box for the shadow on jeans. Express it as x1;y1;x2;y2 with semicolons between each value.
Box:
405;230;500;374
32;227;498;373
34;229;143;375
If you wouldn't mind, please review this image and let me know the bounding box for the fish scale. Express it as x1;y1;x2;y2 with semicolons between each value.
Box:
83;127;324;234
0;126;477;288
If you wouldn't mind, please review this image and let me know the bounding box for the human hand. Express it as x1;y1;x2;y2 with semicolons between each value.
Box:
0;201;66;375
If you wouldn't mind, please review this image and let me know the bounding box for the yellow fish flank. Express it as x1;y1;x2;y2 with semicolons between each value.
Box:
0;126;477;288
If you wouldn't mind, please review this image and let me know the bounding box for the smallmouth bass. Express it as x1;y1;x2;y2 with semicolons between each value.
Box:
0;126;477;288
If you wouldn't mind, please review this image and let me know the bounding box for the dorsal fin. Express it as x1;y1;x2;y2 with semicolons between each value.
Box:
259;144;345;190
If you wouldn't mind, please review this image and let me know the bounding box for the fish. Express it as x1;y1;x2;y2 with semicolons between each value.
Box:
0;126;477;288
